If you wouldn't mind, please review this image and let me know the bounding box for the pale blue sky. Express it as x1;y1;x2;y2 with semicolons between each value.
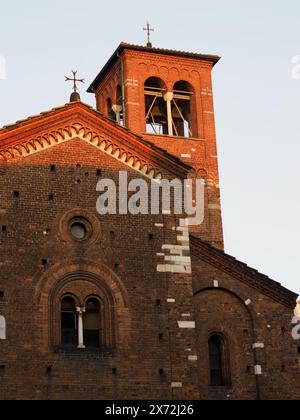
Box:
0;0;299;295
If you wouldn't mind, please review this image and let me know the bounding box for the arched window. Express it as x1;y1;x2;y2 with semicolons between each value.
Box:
115;85;124;126
61;297;77;347
209;334;231;387
144;77;168;135
0;315;6;340
107;97;115;121
172;81;193;138
83;298;101;349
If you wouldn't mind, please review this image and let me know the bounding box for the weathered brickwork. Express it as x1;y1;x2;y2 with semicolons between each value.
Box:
0;43;298;400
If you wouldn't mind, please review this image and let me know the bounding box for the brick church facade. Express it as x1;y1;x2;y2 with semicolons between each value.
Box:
0;42;299;400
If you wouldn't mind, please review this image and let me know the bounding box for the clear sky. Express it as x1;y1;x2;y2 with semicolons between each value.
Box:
0;0;299;296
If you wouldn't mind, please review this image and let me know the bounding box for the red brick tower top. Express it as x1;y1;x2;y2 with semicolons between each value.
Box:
88;43;224;249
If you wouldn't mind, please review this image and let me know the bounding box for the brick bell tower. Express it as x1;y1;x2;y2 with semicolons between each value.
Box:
88;42;224;249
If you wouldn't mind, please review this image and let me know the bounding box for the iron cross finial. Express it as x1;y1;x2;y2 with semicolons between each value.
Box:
65;70;85;93
143;22;154;47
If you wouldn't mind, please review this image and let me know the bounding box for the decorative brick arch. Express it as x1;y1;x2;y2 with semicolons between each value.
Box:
34;259;131;352
193;287;258;399
0;122;162;181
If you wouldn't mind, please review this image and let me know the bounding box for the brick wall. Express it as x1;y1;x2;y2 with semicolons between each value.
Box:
0;138;199;400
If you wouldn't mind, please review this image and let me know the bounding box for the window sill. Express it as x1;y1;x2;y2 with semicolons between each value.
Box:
142;133;206;142
51;346;114;357
209;386;233;391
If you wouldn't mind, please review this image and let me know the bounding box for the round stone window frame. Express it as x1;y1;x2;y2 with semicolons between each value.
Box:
59;209;101;245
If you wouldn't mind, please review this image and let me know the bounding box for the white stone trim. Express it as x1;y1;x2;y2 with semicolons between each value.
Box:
253;343;265;350
171;382;183;388
178;321;196;329
0;315;6;340
188;355;198;362
213;280;219;288
255;365;262;375
167;298;176;303
245;299;252;306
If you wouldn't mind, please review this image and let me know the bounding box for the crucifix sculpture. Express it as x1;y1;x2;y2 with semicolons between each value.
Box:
143;22;154;48
65;70;85;93
65;70;85;102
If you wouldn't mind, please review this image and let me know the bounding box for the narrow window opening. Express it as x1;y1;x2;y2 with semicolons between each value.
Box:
145;77;167;135
83;298;100;349
114;85;124;126
1;226;7;233
107;98;115;121
0;292;4;301
13;191;20;198
50;165;56;172
61;297;77;347
172;81;193;138
209;334;231;387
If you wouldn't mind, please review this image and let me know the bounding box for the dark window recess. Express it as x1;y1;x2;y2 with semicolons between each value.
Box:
1;226;7;233
46;366;52;374
50;165;56;172
159;369;164;376
83;298;100;349
209;334;231;387
61;297;77;347
149;233;154;240
42;259;48;267
48;194;54;202
96;169;102;176
0;291;4;301
112;368;117;375
13;191;20;198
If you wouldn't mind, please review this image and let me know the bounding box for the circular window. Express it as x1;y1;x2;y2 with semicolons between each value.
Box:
60;210;100;245
69;218;91;242
70;222;87;240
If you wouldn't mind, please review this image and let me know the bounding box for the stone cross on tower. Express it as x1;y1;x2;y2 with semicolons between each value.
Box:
143;22;154;48
65;70;85;102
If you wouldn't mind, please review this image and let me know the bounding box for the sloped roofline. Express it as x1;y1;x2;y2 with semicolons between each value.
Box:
190;235;298;308
0;101;192;179
87;42;221;93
